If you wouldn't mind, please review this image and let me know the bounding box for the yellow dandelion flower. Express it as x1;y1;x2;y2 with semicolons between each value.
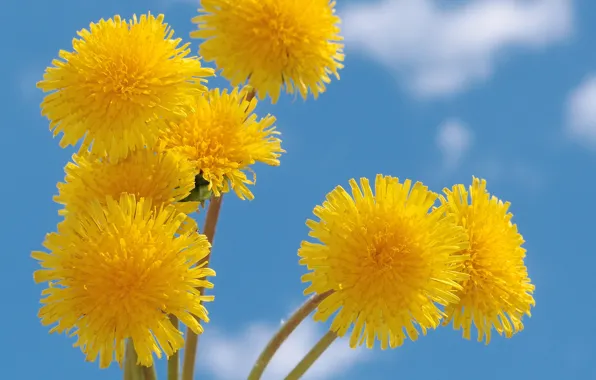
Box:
440;177;535;343
191;0;344;103
38;13;214;160
32;194;215;368
159;87;284;200
55;149;199;231
299;175;469;349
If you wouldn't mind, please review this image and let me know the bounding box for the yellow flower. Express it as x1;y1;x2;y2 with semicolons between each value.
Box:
38;13;214;160
159;87;284;200
32;194;215;368
299;175;469;349
55;149;199;231
440;177;535;343
191;0;344;103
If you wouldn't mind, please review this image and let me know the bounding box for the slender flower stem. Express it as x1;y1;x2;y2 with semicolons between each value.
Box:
181;195;224;380
142;365;158;380
198;195;224;268
124;339;142;380
247;291;333;380
284;331;338;380
180;88;255;380
168;315;180;380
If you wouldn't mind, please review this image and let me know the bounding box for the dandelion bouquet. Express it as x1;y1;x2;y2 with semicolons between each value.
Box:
32;1;535;379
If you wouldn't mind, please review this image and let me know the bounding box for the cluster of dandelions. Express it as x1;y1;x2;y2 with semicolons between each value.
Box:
32;1;535;379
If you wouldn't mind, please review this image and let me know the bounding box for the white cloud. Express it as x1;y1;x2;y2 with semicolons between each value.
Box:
17;67;44;102
473;157;544;191
342;0;573;97
565;75;596;146
436;119;472;169
197;317;369;380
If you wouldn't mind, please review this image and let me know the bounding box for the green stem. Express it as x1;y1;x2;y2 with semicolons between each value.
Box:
168;315;180;380
284;331;338;380
181;328;199;380
181;195;223;380
123;339;159;380
247;291;333;380
142;365;158;380
124;340;143;380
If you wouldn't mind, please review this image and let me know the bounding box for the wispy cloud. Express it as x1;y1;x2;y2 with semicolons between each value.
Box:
436;119;472;170
472;157;544;192
342;0;573;98
17;67;44;102
565;75;596;147
154;0;198;8
197;317;369;380
426;118;543;193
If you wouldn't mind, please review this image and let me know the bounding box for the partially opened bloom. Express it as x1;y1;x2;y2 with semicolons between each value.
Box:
38;13;213;160
55;149;199;231
299;175;469;349
191;0;344;103
32;194;215;368
440;177;535;343
159;87;284;200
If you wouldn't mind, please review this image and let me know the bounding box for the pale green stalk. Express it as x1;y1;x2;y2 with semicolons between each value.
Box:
124;340;143;380
247;291;333;380
181;195;223;380
142;366;158;380
284;331;338;380
168;315;180;380
180;88;260;380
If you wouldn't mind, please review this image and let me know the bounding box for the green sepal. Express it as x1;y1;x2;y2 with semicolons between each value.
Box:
181;173;212;208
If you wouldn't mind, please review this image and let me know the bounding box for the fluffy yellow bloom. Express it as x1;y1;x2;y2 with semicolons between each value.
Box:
32;194;215;368
159;87;284;200
191;0;344;103
440;177;535;343
54;149;199;231
299;175;469;349
38;13;213;160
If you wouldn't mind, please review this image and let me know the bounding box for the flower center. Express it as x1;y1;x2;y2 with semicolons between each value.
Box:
251;5;303;65
103;60;145;99
367;230;398;269
91;233;161;305
357;218;431;291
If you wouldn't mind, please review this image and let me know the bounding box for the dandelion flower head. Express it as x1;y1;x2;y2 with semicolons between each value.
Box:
55;149;199;231
159;87;284;200
32;195;215;368
38;13;214;160
299;175;469;349
191;0;344;103
440;177;535;344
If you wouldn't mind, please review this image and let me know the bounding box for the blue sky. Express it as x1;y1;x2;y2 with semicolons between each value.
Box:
2;0;595;379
